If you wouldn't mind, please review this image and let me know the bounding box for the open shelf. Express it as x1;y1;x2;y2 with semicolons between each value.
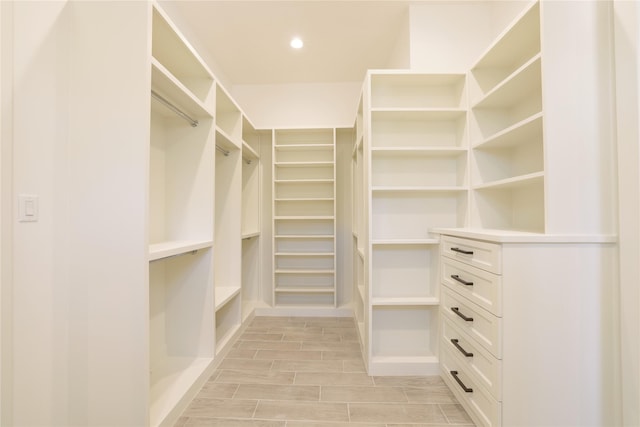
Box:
371;110;467;148
215;286;241;311
469;1;540;101
370;72;467;109
151;5;214;107
149;240;213;261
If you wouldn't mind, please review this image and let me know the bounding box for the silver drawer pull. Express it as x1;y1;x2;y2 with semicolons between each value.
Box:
451;274;473;286
451;338;473;357
451;307;473;322
451;247;473;255
450;370;473;393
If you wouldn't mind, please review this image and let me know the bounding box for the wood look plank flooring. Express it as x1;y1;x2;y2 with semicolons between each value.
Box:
175;317;475;426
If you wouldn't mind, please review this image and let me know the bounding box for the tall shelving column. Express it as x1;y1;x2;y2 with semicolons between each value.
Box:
352;96;367;350
272;129;337;308
468;2;543;233
241;116;263;320
214;85;243;355
148;4;216;425
364;71;468;376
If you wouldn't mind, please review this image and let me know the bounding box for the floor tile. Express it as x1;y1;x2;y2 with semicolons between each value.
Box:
402;385;458;404
254;400;349;422
294;372;374;386
271;359;344;373
219;359;274;371
175;317;475;426
349;402;448;424
440;403;475;424
214;369;295;385
181;418;285;427
233;384;320;401
321;385;407;403
182;398;257;418
236;341;302;351
193;382;239;399
254;349;322;361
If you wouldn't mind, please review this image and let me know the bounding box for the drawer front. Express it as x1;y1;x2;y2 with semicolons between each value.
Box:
441;235;501;274
441;345;502;427
441;257;502;316
442;317;501;400
441;287;502;358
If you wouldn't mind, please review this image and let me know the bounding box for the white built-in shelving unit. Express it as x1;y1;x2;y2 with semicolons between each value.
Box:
148;4;217;425
272;129;337;308
355;71;468;376
214;84;243;354
241;117;264;320
468;1;544;233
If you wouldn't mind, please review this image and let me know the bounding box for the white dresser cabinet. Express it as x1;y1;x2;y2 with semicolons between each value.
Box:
437;230;617;427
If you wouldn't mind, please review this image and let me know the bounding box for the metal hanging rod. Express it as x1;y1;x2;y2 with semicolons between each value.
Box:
151;90;198;128
216;145;230;156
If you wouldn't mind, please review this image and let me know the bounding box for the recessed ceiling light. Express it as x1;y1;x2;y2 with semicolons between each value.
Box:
290;37;303;49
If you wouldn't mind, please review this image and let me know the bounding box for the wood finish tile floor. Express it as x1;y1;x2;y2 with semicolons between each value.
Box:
175;317;476;427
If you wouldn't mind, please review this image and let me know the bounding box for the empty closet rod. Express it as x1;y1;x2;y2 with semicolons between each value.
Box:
151;90;199;128
216;145;229;156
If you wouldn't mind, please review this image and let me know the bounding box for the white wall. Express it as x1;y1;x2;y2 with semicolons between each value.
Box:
613;1;640;424
7;2;150;425
232;82;362;129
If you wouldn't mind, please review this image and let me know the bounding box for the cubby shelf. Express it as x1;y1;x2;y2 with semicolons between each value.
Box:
474;171;544;190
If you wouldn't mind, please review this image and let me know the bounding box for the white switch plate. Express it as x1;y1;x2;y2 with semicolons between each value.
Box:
18;194;39;222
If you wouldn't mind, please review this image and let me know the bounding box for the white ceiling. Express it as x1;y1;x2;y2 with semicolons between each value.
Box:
160;1;411;85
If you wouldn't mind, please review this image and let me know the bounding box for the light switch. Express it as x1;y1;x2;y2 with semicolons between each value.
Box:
18;194;39;222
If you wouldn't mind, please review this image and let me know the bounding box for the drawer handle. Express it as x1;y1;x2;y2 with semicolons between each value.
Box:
451;307;474;322
450;370;473;393
451;274;473;286
451;247;474;255
451;338;474;357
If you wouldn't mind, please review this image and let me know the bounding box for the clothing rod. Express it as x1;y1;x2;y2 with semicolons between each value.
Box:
216;145;230;156
151;90;198;128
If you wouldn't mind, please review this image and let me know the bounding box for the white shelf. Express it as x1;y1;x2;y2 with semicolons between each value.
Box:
275;252;335;256
473;171;544;190
372;147;467;155
275;197;334;201
275;269;335;274
242;140;259;161
372;186;467;193
472;54;542;110
149;356;213;427
241;231;260;240
274;215;335;220
148;240;213;261
274;144;334;150
371;239;439;246
473;112;543;150
215;286;241;311
151;59;213;119
371;109;466;121
275;179;334;183
275;161;334;167
274;287;336;293
371;297;439;307
216;126;241;151
274;234;334;239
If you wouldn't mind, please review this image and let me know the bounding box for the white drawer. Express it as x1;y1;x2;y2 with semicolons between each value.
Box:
441;287;502;359
442;317;502;400
441;345;502;427
441;257;502;317
441;235;501;274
